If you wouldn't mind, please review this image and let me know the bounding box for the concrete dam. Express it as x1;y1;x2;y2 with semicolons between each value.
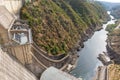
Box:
0;0;80;80
0;48;37;80
0;0;23;17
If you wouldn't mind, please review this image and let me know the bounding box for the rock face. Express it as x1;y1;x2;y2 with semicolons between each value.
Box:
0;48;37;80
107;29;120;63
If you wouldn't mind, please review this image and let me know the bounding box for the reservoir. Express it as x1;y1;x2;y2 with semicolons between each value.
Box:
71;12;116;80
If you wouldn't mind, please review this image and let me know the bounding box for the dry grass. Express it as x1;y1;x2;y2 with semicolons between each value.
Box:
108;64;120;80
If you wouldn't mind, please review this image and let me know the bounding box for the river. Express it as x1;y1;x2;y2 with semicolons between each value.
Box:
71;12;116;80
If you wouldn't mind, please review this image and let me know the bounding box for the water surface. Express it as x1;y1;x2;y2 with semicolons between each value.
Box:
71;12;116;80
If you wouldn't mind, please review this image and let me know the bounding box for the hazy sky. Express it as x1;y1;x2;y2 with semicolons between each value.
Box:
96;0;120;3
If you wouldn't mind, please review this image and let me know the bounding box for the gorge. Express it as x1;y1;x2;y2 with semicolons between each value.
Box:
0;0;115;80
70;12;116;80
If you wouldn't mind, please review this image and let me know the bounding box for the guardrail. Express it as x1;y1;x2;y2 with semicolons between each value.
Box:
31;45;70;68
32;42;66;60
32;47;69;68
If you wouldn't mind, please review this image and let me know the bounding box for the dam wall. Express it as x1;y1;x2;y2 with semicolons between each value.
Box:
0;0;23;17
0;48;37;80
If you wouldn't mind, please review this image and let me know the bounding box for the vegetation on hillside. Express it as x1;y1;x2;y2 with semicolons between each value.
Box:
20;0;110;55
109;64;120;80
99;1;120;19
66;0;110;24
106;20;120;32
106;18;120;80
108;29;120;80
99;1;120;11
111;6;120;19
106;24;117;32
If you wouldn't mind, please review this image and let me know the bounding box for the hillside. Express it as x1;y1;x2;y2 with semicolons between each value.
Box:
107;28;120;80
99;1;120;19
111;6;120;19
99;1;120;10
20;0;110;55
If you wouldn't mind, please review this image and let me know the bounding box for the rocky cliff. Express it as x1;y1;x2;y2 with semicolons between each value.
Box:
107;28;120;63
106;24;120;80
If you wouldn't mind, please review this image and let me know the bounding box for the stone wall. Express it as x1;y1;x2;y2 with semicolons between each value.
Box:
0;48;37;80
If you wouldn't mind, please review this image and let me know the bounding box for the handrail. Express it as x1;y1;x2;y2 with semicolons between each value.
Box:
31;46;69;63
31;51;69;70
30;52;47;69
30;50;69;70
32;42;47;54
31;43;69;63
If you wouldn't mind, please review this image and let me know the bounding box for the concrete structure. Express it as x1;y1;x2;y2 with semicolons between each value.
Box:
0;48;37;80
0;0;23;17
0;6;33;65
0;1;77;79
40;67;80;80
31;43;69;69
0;6;15;45
10;20;33;45
93;66;109;80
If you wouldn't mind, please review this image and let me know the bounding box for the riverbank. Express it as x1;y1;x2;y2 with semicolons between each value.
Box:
90;13;120;80
106;28;120;63
0;1;111;80
70;11;113;80
106;19;120;79
69;24;105;68
108;64;120;80
92;51;113;80
93;66;108;80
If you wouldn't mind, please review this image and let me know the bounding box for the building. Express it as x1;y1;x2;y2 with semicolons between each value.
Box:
40;67;80;80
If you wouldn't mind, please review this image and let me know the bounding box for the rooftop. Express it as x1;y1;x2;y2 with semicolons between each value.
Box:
40;67;80;80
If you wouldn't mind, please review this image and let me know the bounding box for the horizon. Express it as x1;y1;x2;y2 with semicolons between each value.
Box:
96;0;120;3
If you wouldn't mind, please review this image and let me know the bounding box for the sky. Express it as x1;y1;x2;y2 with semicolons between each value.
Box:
96;0;120;3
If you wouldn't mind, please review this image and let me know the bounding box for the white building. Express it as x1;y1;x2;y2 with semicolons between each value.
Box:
40;67;80;80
